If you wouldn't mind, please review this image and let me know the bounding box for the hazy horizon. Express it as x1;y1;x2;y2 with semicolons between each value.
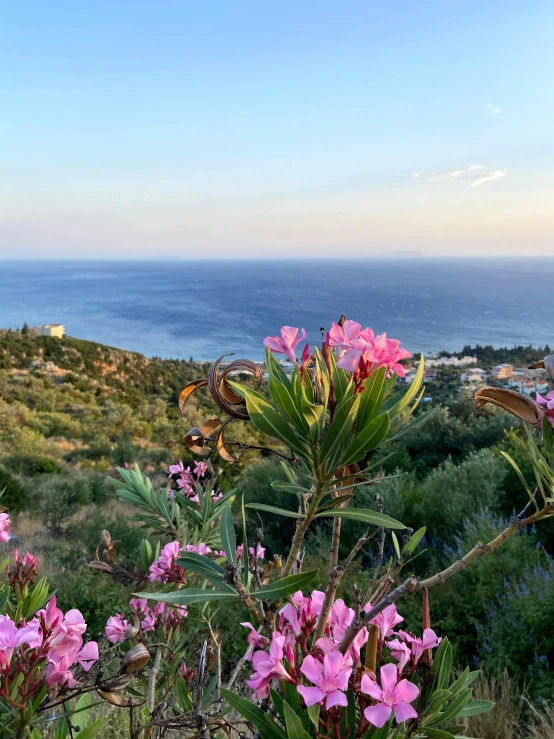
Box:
2;1;553;260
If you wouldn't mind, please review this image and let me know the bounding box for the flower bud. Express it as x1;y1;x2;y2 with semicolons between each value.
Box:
121;644;150;674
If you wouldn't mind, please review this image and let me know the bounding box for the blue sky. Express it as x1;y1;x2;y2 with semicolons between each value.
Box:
2;0;553;258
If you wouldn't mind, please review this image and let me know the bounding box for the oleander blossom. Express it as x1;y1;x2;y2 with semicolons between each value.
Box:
397;628;442;665
264;326;307;364
0;617;41;670
105;613;129;643
0;513;11;543
297;650;353;709
328;320;411;383
537;390;554;426
361;663;420;728
149;541;186;584
246;631;294;700
363;602;404;641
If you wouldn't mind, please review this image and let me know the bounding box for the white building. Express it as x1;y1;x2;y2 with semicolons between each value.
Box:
426;356;478;368
31;324;65;338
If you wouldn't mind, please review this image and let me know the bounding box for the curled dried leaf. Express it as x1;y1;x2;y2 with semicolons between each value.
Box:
97;689;145;707
121;644;150;674
473;386;542;424
216;418;237;463
529;355;554;383
178;379;208;415
183;419;221;455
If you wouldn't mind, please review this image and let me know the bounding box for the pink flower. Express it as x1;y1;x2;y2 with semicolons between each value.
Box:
235;544;244;559
537;390;554;425
168;461;185;476
361;663;419;728
22;552;38;569
329;598;354;641
141;613;156;632
193;461;208;477
328;321;411;380
297;651;353;710
38;595;63;631
248;544;265;560
129;598;149;616
0;513;11;543
246;631;292;700
149;541;186;584
264;326;307;364
397;628;442;665
0;617;41;670
186;543;212;556
241;621;269;660
387;638;412;672
364;603;403;641
105;614;129;643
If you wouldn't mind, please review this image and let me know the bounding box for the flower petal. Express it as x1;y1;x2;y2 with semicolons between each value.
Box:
300;655;323;686
325;689;348;709
361;673;384;701
392;678;420;705
364;703;392;728
297;685;326;707
393;700;418;723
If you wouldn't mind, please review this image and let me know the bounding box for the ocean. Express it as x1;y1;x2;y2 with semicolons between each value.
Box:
1;258;553;361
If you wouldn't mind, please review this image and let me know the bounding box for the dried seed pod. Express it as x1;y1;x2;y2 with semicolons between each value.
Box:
121;644;150;674
473;386;542;424
125;622;139;639
100;530;112;549
97;689;146;707
88;561;113;574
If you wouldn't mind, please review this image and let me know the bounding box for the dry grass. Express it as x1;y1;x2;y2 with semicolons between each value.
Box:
462;669;526;739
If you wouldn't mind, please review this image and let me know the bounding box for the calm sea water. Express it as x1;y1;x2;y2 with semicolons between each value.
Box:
0;259;552;361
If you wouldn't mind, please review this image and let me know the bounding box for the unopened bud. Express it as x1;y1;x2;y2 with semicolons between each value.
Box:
121;644;150;674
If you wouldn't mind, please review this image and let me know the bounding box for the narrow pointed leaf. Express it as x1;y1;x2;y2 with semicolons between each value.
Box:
253;569;319;600
315;508;405;529
246;503;305;519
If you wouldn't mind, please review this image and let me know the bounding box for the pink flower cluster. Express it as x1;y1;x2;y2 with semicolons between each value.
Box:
537;390;554;426
149;541;187;584
243;592;441;729
0;595;99;689
166;460;222;505
328;320;411;380
0;513;11;543
105;598;188;643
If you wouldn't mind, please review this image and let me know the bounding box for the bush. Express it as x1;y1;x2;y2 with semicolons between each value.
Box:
0;467;29;513
1;454;64;476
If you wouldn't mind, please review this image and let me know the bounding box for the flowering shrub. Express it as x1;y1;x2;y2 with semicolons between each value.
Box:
1;319;553;738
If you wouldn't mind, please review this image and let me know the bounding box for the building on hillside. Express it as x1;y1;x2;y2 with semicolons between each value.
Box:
426;356;477;367
522;379;536;396
460;368;488;384
423;368;437;382
491;363;513;379
31;324;65;338
535;380;550;396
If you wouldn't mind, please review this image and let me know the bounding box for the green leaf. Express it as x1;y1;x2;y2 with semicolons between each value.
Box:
220;506;236;565
271;481;310;495
220;688;287;739
246;503;305;519
283;681;311;733
138;587;238;605
69;719;105;739
280;461;299;485
307;703;320;728
383;354;425;419
341;413;390;467
357;367;386;430
391;531;401;559
447;668;469;696
459;699;495;717
420;730;457;739
267;350;311;435
74;692;92;728
284;701;312;739
320;395;360;470
253;569;319;600
230;383;309;457
427;689;472;726
175;678;193;712
330;351;354;406
177;553;226;580
404;526;426;554
315;508;405;529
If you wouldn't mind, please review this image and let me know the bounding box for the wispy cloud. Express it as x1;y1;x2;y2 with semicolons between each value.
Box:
470;169;508;187
487;103;500;114
412;164;484;181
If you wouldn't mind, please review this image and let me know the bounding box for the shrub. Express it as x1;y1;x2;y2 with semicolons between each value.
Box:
1;453;64;476
0;466;29;513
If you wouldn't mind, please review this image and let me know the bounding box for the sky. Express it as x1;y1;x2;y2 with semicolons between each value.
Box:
1;0;554;259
